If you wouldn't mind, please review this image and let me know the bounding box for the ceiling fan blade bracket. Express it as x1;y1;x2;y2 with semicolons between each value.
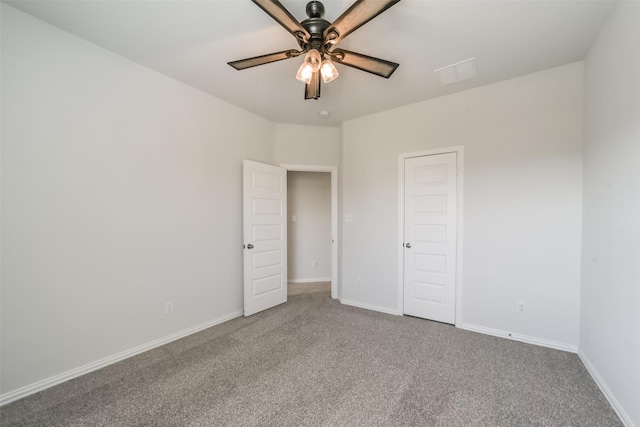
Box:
325;30;339;45
328;50;345;62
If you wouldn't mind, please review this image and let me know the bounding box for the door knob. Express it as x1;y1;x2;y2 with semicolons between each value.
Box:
405;243;412;248
247;244;254;249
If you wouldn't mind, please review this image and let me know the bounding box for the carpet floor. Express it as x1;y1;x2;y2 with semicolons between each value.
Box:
0;285;621;426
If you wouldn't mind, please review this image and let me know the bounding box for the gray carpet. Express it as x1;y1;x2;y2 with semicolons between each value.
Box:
0;287;621;426
287;281;331;295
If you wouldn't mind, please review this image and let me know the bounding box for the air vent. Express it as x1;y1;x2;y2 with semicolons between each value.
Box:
434;57;477;86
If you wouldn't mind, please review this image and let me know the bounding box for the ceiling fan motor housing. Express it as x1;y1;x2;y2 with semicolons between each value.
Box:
301;1;331;53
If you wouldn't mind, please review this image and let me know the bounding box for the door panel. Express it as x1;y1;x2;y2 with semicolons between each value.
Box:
243;160;287;316
403;153;457;324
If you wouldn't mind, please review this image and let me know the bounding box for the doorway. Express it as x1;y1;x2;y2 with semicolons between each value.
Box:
397;147;464;325
282;164;338;299
287;171;331;296
242;161;338;317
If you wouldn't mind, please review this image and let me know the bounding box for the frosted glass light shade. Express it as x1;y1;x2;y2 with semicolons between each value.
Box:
320;60;339;83
295;49;322;84
296;63;314;84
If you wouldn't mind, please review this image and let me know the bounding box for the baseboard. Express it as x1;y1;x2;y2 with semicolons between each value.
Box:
458;323;578;353
0;309;244;406
288;277;331;284
578;350;635;427
339;298;401;316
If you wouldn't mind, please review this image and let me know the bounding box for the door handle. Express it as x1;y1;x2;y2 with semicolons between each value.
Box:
247;244;254;249
405;243;412;248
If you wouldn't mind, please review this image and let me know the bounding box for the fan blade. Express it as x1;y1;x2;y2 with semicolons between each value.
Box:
228;49;302;70
324;0;401;45
252;0;310;44
304;70;321;100
330;48;399;78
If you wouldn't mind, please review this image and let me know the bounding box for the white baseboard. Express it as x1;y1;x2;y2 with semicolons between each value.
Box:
339;298;401;316
458;323;578;353
288;277;331;284
0;309;244;406
578;350;635;427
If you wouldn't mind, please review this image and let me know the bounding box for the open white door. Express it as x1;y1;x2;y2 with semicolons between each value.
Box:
243;160;287;316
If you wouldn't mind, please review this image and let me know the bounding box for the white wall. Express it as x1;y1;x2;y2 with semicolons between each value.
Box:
287;172;332;282
276;123;340;293
580;2;640;426
341;62;584;348
0;5;275;397
275;124;340;166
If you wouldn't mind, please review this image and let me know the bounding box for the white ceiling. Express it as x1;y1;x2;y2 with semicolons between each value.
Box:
5;0;615;126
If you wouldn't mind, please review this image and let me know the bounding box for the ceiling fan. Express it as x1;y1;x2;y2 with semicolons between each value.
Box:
228;0;401;100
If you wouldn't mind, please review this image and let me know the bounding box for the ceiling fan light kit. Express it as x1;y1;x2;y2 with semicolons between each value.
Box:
295;49;322;84
296;50;339;85
228;0;401;100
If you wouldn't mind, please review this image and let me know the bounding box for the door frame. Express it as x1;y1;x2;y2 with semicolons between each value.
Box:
397;146;464;326
280;164;338;300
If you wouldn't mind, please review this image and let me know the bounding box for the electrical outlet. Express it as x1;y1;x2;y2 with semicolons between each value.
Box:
312;260;318;268
357;278;363;288
165;300;174;314
516;300;526;313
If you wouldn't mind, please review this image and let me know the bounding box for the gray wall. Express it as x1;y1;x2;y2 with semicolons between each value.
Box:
275;124;340;167
1;5;275;395
580;2;640;426
341;62;584;349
